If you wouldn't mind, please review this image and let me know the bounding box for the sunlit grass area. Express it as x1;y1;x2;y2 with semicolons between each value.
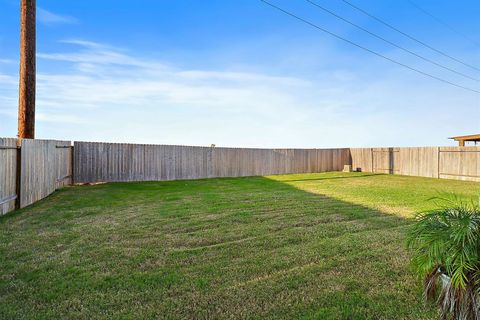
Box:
1;172;479;319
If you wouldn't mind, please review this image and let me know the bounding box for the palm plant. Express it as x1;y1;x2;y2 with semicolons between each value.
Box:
407;195;480;320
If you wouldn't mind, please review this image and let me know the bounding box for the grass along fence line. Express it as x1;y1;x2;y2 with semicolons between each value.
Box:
351;146;480;181
2;137;480;216
1;172;479;318
0;137;350;215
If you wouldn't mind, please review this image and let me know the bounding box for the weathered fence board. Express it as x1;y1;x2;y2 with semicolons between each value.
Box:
348;146;480;181
0;138;18;215
73;141;351;183
3;135;480;215
398;147;439;178
350;148;373;173
372;148;400;174
439;147;480;182
20;139;72;208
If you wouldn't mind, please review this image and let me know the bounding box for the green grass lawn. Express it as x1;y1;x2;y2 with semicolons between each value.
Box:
1;172;479;319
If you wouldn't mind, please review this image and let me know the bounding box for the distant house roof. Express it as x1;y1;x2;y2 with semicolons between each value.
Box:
449;134;480;146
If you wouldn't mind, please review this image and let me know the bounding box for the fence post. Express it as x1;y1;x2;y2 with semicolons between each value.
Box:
15;140;22;209
71;145;75;185
437;147;440;179
371;148;374;173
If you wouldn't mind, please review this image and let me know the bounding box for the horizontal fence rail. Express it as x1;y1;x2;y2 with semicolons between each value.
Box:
2;136;480;216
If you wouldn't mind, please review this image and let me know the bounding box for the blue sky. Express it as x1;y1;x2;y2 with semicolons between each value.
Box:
0;0;479;147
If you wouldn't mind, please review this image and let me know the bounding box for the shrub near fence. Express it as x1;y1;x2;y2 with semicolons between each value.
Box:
2;137;480;216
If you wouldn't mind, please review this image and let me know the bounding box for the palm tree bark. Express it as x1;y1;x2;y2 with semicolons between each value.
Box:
18;0;36;139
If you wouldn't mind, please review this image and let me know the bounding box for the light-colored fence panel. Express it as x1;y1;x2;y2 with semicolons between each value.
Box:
350;148;373;172
212;147;283;178
6;135;480;215
73;141;350;183
55;144;73;188
372;148;400;174
74;142;215;183
6;137;480;214
0;138;18;215
398;147;439;178
20;139;72;208
333;148;351;172
439;147;480;182
348;146;480;181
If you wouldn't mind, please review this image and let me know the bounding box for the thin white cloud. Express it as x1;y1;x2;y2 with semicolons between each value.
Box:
38;40;164;69
36;113;88;124
1;40;316;134
38;8;78;25
0;39;478;147
0;74;16;85
0;59;15;64
177;70;310;86
33;40;312;112
61;39;115;50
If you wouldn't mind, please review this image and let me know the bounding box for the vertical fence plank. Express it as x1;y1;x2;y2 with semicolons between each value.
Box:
0;138;18;215
350;148;373;172
439;147;480;182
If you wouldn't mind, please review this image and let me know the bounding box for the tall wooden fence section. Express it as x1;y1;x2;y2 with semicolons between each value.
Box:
351;147;480;182
3;137;480;216
20;139;73;208
0;138;73;215
439;147;480;181
0;138;18;215
73;141;350;183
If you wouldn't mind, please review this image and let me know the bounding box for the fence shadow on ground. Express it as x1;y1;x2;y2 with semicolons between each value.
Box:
0;173;442;319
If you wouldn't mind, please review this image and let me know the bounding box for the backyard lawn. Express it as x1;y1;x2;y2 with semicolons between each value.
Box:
1;172;479;319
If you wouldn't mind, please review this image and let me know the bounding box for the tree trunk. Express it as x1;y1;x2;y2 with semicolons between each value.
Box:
18;0;36;139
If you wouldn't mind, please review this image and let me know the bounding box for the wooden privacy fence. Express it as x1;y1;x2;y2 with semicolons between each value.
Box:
0;138;18;215
1;138;349;215
3;137;480;216
0;138;72;215
73;141;350;183
20;139;73;208
351;147;480;182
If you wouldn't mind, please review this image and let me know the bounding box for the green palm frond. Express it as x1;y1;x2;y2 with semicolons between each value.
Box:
407;194;480;319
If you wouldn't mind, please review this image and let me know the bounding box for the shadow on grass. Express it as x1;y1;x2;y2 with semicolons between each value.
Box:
0;173;439;319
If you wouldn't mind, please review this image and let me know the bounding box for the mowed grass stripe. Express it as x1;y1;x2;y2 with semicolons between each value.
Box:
1;172;479;319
